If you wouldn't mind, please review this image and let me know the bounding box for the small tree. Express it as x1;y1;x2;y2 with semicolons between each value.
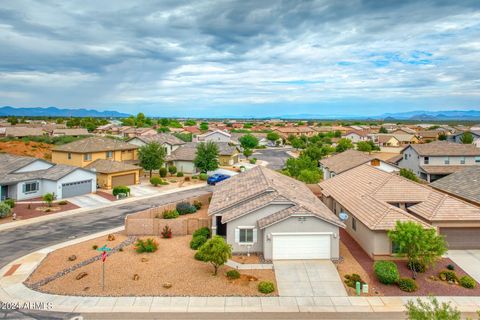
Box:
168;165;177;176
379;126;388;134
239;134;259;149
335;138;354;153
199;122;209;131
405;296;461;320
138;142;166;178
266;132;280;143
243;148;253;159
461;131;474;144
388;221;447;277
297;169;321;184
197;236;232;275
291;138;305;150
400;168;419;182
357;141;373;153
43;193;54;207
194;141;219;172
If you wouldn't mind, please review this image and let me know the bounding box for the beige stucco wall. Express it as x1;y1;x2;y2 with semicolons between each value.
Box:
96;169;140;189
52;149;138;167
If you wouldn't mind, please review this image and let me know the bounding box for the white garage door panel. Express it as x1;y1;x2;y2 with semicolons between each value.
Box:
273;234;331;260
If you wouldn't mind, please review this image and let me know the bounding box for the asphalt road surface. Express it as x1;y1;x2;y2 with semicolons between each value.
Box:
0;186;212;269
251;147;293;170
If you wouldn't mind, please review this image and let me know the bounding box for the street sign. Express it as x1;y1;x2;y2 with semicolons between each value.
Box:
101;251;107;262
96;244;112;290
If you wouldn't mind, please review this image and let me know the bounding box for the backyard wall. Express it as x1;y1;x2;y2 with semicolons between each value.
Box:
125;193;212;236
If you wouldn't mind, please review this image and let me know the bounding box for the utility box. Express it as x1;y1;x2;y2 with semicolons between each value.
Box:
362;283;369;294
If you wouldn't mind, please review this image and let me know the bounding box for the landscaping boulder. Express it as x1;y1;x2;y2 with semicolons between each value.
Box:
163;282;172;289
68;255;77;261
133;274;140;281
107;234;116;241
76;272;88;280
141;257;148;263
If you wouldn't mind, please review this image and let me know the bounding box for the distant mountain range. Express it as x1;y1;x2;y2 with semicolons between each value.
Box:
0;106;130;118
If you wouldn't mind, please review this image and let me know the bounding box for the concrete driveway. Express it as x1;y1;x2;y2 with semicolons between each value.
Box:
274;260;347;297
129;184;159;196
68;193;111;208
448;250;480;283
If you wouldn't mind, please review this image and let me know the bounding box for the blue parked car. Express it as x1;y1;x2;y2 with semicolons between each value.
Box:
207;173;230;185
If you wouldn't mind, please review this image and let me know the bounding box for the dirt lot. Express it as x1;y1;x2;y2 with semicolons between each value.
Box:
0;140;52;159
27;234;277;297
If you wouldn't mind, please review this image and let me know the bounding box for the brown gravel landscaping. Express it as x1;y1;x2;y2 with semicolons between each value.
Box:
231;254;262;264
340;229;480;296
27;235;277;297
0;201;79;224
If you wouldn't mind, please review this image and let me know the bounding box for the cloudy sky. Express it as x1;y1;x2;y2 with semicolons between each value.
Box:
1;0;479;117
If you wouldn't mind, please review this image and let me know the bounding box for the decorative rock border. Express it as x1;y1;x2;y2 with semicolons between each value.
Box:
25;236;137;290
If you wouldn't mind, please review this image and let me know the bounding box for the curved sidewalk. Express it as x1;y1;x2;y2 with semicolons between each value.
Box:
1;228;480;314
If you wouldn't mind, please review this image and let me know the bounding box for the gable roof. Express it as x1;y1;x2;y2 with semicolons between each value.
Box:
320;164;480;228
5;127;44;137
52;128;90;136
408;141;480;157
128;133;185;146
52;137;138;153
198;130;231;139
85;159;141;174
208;166;344;228
430;167;480;205
319;149;374;174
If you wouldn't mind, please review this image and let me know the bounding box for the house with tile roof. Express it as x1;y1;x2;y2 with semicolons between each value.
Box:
85;159;141;189
398;141;480;182
448;130;480;148
319;164;480;256
209;166;344;260
430;167;480;207
127;133;185;156
0;154;96;200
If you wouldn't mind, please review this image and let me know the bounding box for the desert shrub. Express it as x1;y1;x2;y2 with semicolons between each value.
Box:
168;165;177;175
258;281;275;294
193;200;203;210
439;270;458;282
459;275;476;289
398;278;418;292
194;251;205;261
43;193;54;207
162;209;179;219
150;176;162;186
192;227;210;238
407;260;426;273
184;176;191;182
160;180;169;185
4;199;15;208
199;173;208;181
344;273;363;288
192;175;199;179
176;201;196;215
161;225;172;239
190;235;208;250
92;245;98;250
374;261;399;285
135;238;158;253
0;202;12;218
249;158;257;164
406;297;461;320
159;167;167;177
112;186;130;196
58;200;68;205
226;269;241;279
176;172;184;177
447;264;455;271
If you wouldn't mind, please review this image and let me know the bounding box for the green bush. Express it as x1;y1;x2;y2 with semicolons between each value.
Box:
194;251;205;261
176;201;196;215
159;167;167;177
249;158;257;164
407;260;426;273
135;238;158;253
447;264;455;271
190;235;208;250
168;165;177;175
398;278;418;292
112;186;130;196
3;199;15;208
160;180;169;185
176;172;184;177
226;269;241;279
439;270;458;282
162;209;179;219
193;227;210;238
258;281;275;294
193;200;202;210
0;202;12;218
374;261;399;285
344;273;363;288
199;173;208;181
459;275;476;289
150;176;162;186
58;200;68;205
192;175;199;179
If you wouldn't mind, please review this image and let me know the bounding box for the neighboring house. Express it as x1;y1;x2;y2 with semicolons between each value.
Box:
319;149;398;180
127;133;185;156
343;130;368;143
448;131;480;148
182;126;202;135
209;166;345;260
52;128;90;137
217;142;241;166
121;127;157;138
51;137;138;168
319;164;480;255
196;130;231;143
4;127;44;138
85;159;141;189
230;132;277;147
430;167;480;207
417;130;440;142
274;126;316;139
0;154;96;200
369;134;401;147
398;141;480;182
392;127;417;135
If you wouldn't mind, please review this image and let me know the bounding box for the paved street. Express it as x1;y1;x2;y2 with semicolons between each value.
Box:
0;186;212;269
250;148;293;170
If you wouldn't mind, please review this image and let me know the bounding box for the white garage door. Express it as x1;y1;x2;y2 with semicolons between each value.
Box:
272;234;331;260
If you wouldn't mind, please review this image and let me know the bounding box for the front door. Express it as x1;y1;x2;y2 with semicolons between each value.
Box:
1;185;8;200
216;216;227;237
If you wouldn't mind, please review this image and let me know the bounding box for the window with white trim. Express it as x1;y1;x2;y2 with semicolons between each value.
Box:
84;153;92;161
106;151;113;159
235;227;256;244
23;181;39;193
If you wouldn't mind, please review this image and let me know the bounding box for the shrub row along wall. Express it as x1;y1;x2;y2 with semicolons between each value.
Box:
125;193;212;236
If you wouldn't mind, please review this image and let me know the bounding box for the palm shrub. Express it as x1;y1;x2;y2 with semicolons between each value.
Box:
197;236;232;275
0;202;12;218
135;238;158;253
374;261;399;285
